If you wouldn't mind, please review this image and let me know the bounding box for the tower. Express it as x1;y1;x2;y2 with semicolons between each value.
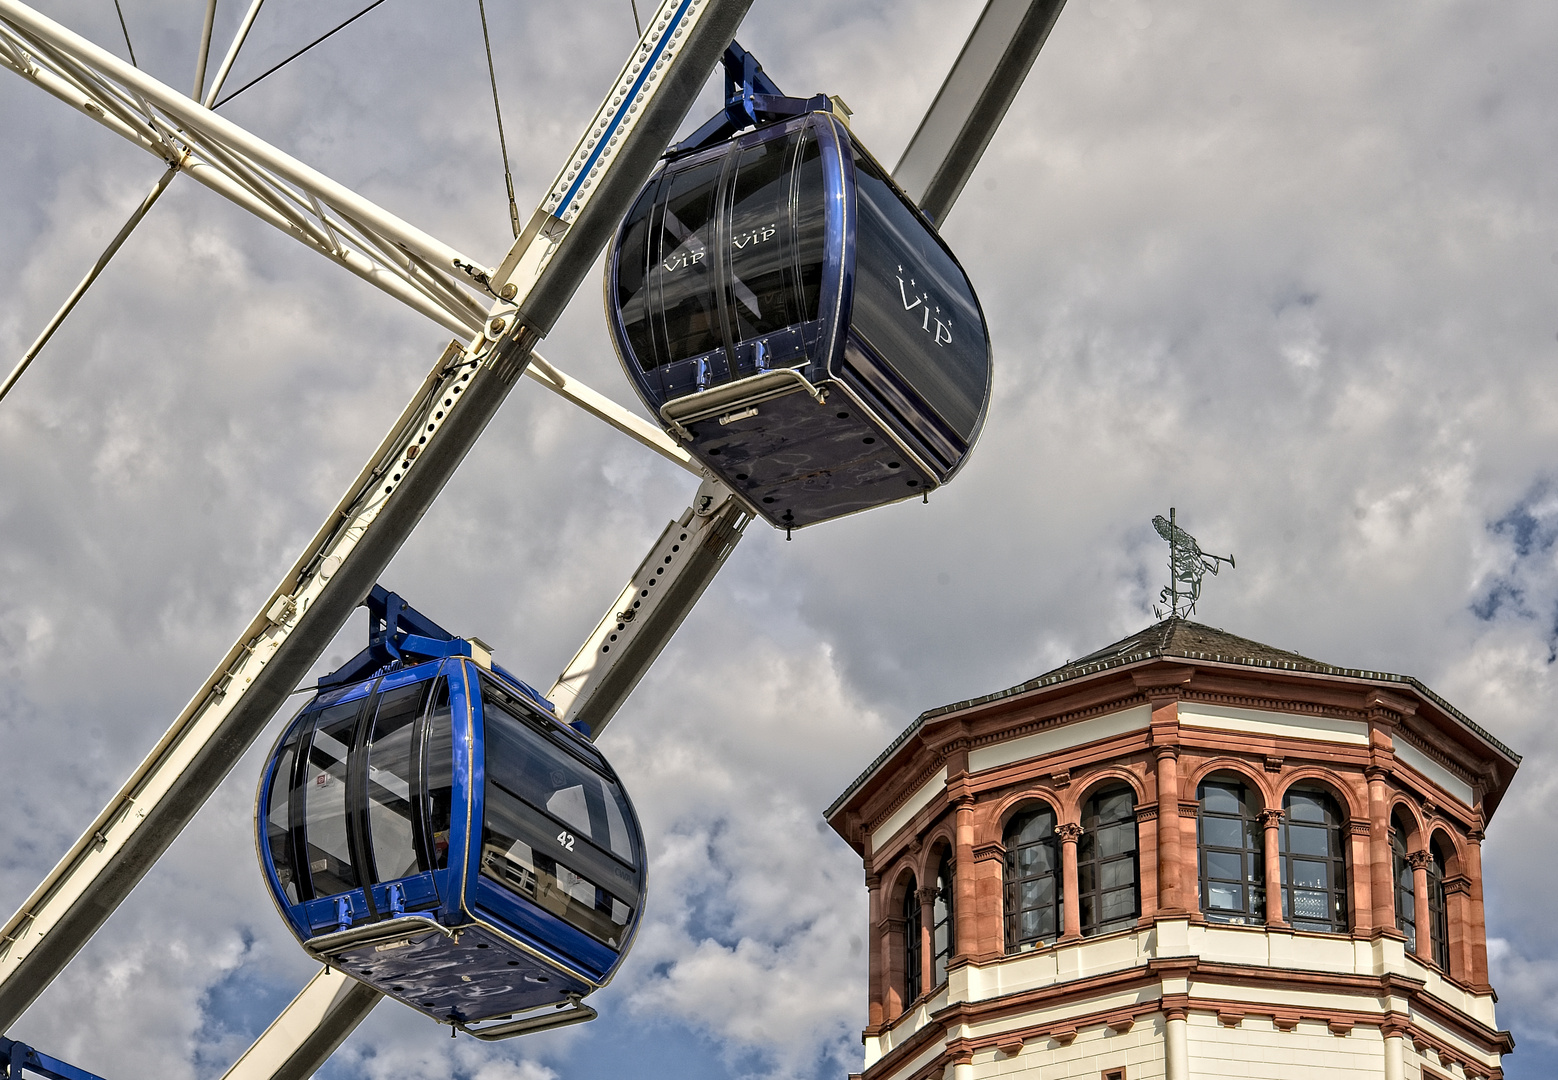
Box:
826;619;1518;1080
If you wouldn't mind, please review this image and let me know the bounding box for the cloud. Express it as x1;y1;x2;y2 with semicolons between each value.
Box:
4;1;1558;1079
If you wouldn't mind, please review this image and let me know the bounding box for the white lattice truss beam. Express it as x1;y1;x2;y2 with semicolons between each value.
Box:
0;0;693;472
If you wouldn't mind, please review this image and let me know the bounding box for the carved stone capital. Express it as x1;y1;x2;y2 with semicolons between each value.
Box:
1408;851;1432;871
916;886;940;905
1443;875;1473;897
1055;822;1083;843
973;842;1006;863
1259;809;1285;829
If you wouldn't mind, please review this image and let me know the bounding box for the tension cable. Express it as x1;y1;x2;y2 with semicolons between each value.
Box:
214;0;392;109
477;0;521;239
110;0;138;67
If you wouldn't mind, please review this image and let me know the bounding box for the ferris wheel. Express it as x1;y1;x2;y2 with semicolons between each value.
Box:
0;1;1066;1076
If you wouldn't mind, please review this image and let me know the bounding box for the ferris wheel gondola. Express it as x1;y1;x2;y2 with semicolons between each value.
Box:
255;589;645;1039
606;45;993;532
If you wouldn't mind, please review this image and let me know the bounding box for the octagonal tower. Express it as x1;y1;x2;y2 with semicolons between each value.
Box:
826;619;1519;1080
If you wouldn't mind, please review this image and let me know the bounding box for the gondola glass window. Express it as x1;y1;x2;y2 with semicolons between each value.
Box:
608;112;991;531
480;685;638;949
1004;805;1060;951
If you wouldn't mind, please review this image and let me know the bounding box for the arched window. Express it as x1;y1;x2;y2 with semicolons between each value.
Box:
1198;777;1264;924
1279;787;1348;933
1004;804;1060;951
931;854;954;986
1079;785;1139;936
1428;840;1451;971
1390;814;1416;952
902;875;922;1003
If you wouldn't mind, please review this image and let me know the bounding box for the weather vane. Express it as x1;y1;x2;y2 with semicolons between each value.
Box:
1153;508;1235;618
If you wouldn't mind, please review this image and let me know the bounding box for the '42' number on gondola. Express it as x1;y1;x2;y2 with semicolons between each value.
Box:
557;830;576;851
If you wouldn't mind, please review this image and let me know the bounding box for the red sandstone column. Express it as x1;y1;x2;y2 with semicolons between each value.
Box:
1445;876;1473;981
953;797;977;963
1348;819;1375;934
1466;829;1490;987
1156;747;1183;912
1409;851;1432;963
1058;823;1083;940
883;915;907;1018
917;885;937;993
1136;804;1160;921
866;875;883;1027
1261;809;1286;927
974;842;1007;958
1367;768;1396;934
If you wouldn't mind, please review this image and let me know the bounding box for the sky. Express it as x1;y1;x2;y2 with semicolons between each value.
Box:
2;1;1557;1077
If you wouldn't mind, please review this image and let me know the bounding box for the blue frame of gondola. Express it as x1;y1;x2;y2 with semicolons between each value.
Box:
255;592;646;1032
606;50;992;531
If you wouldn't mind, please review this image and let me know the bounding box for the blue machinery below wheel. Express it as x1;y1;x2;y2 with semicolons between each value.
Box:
0;1038;108;1080
608;43;993;532
255;587;646;1039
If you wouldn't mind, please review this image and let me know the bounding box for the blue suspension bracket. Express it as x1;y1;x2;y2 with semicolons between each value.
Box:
669;40;832;157
1;1038;110;1080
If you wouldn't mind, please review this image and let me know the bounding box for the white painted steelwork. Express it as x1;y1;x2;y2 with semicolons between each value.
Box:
0;0;752;1034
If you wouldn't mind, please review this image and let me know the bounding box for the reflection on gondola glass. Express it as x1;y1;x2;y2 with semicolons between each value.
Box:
303;701;360;896
480;689;637;948
366;682;424;881
607;110;991;530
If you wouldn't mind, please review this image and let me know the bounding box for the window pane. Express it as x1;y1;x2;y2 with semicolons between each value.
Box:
849;144;987;441
366;682;425;882
1289;858;1329;890
1097;822;1136;857
423;684;453;870
1202;816;1245;850
1012;808;1055;846
1208;883;1242;911
1287;791;1329;823
653;161;724;366
1020;878;1055;908
1101;888;1136;922
1018;843;1055;874
1094;790;1134;824
1286;824;1330;857
794;131;825;323
1291;889;1329;921
266;728;301;904
303;700;362;896
483;694;637;865
1200;782;1243;815
617;178;661;369
727;133;798;342
1101;860;1135;891
481;835;631;949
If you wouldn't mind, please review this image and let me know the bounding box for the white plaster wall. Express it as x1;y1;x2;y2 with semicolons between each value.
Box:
971;1018;1166;1080
871;766;948;850
1186;1013;1385;1079
1392;739;1476;807
968;705;1151;773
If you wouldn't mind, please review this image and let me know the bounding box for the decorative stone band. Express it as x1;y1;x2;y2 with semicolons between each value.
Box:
856;960;1513;1080
1348;819;1373;837
1444;875;1474;897
1133;802;1160;822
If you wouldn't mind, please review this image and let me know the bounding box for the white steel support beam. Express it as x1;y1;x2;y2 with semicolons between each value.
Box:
220;970;380;1080
0;0;691;470
0;0;753;1032
548;479;750;737
892;0;1068;223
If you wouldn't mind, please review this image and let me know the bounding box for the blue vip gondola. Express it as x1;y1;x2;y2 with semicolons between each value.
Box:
606;44;993;532
256;587;645;1040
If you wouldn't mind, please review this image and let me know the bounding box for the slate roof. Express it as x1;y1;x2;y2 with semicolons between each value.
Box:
826;618;1519;820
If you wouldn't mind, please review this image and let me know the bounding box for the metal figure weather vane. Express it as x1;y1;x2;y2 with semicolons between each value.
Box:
1153;508;1234;618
